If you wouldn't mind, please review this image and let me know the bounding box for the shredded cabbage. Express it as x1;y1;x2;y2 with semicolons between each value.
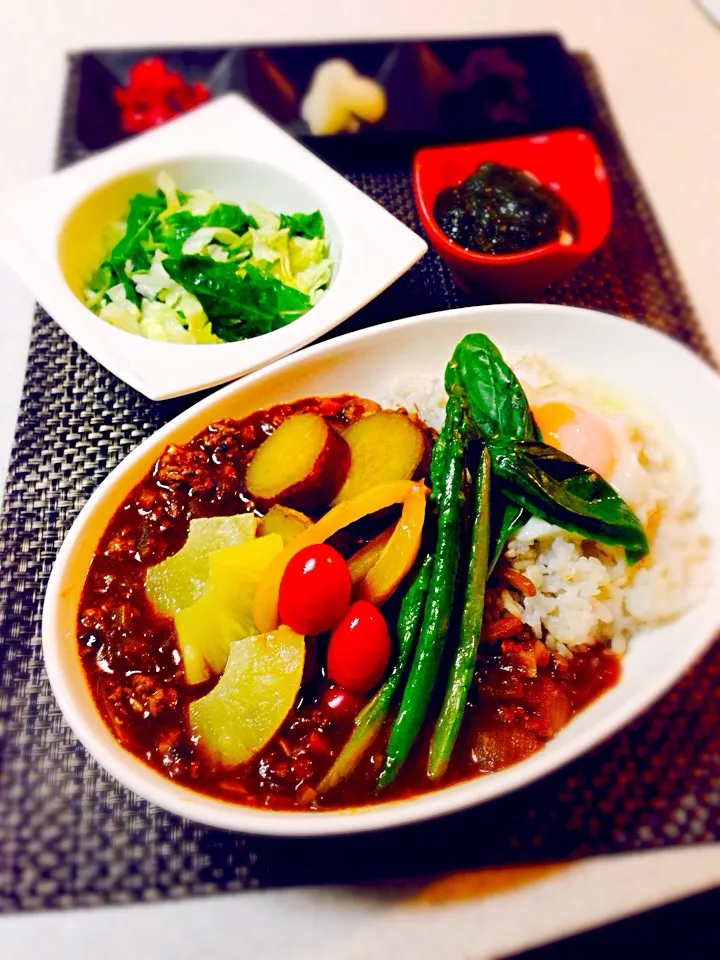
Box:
157;171;180;213
99;300;141;336
131;251;173;300
182;226;247;256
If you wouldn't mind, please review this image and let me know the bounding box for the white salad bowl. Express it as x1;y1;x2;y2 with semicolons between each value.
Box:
43;303;720;836
0;94;426;400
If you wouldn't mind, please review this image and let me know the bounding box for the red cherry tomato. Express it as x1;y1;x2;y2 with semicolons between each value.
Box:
278;545;351;635
318;683;366;720
326;601;392;694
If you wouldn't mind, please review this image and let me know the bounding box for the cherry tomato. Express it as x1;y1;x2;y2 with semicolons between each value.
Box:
326;600;391;694
278;544;351;635
318;683;366;720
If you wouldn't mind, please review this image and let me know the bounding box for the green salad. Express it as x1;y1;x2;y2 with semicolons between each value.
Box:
84;172;333;345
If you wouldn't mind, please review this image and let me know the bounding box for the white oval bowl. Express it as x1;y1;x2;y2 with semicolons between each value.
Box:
42;303;720;836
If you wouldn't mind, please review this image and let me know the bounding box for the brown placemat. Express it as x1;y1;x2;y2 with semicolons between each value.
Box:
0;52;717;913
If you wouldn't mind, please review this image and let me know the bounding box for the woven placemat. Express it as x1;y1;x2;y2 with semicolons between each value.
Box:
0;53;717;913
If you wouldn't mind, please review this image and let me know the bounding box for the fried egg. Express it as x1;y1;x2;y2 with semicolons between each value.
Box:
532;401;616;479
516;360;656;522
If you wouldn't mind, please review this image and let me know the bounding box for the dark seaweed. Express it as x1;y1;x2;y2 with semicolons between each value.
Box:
434;161;568;254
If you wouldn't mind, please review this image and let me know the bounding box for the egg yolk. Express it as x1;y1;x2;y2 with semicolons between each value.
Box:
532;402;616;478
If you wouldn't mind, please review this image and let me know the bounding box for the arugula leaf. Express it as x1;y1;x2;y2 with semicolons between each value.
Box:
279;210;325;239
205;203;257;233
162;257;310;338
154;211;203;257
161;256;263;320
103;259;140;306
489;437;649;563
85;263;114;306
243;263;310;318
108;193;166;272
446;334;535;442
155;203;257;258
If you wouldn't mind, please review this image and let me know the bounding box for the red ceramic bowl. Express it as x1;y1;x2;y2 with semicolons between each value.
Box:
413;129;612;299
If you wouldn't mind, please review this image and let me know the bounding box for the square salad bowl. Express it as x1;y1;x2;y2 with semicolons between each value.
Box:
0;94;427;400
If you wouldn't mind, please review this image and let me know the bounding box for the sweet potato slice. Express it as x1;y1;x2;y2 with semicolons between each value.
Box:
245;413;350;512
258;504;313;545
333;412;429;504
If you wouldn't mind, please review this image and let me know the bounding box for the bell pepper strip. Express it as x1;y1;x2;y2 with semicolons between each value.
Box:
355;483;428;607
113;57;211;135
347;527;394;585
254;480;426;633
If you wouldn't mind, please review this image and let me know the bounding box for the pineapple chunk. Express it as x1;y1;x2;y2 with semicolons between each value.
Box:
189;627;305;768
175;533;284;684
145;514;257;617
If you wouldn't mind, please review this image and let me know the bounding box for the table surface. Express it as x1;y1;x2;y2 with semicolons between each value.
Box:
2;0;719;955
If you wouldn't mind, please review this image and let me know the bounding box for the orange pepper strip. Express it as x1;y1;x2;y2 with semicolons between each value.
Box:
347;526;394;585
254;480;424;633
356;484;428;607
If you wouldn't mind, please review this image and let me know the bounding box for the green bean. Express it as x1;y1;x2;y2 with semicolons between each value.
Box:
376;391;467;790
315;554;433;795
428;446;491;780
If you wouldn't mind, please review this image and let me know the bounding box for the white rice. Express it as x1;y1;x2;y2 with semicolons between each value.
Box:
386;357;710;657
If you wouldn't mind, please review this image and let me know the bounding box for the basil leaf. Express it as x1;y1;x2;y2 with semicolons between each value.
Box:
489;498;527;572
489;438;649;563
445;334;534;441
279;210;324;239
445;335;534;566
162;257;310;338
